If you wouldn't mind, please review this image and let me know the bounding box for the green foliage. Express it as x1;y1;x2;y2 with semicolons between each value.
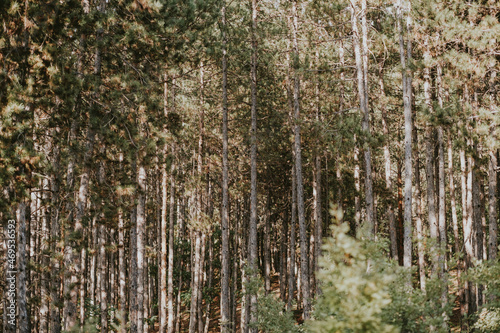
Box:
383;271;452;332
309;223;399;333
473;308;500;333
468;255;500;331
244;270;300;333
310;222;453;333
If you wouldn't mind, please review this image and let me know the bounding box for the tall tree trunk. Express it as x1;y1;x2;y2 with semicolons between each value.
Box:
168;144;176;333
248;0;259;330
220;2;231;331
466;148;477;314
397;0;413;268
40;178;49;333
424;60;439;275
413;126;426;291
360;0;375;235
136;163;147;333
351;0;373;235
50;138;62;333
160;76;169;333
291;1;311;319
380;69;398;262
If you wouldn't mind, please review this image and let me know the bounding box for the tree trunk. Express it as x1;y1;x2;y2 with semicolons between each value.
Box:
449;137;460;255
136;164;147;333
288;163;297;311
291;1;311;319
413;126;426;290
380;69;397;262
160;77;169;333
424;60;439;275
220;2;231;330
397;0;413;268
264;191;271;294
351;0;373;235
129;205;138;333
489;151;498;260
18;202;29;333
50;139;62;333
40;179;49;333
168;144;175;333
248;0;259;330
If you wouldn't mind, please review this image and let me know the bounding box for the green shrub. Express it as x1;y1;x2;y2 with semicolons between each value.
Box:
308;222;453;333
469;255;500;332
308;223;399;333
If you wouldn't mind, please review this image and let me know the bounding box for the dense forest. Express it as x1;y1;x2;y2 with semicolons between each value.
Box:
1;0;499;332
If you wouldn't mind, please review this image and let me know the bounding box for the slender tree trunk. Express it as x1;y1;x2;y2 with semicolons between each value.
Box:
220;2;231;330
203;237;213;333
291;1;311;319
288;163;297;311
397;160;404;265
466;148;477;314
380;69;398;262
160;77;169;333
136;163;147;333
351;0;373;235
40;178;49;333
50;138;62;333
489;151;498;260
167;144;175;333
99;221;108;332
413;126;426;291
264;192;271;294
189;231;202;333
240;199;249;333
397;0;413;268
129;205;138;333
18;202;29;333
248;0;259;330
449;137;460;255
424;61;439;275
280;211;288;302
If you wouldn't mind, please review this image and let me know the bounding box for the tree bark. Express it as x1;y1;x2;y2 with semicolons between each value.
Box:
351;0;373;236
380;69;398;262
220;2;231;331
291;1;311;319
488;151;498;260
397;0;413;268
18;202;29;333
449;137;460;255
248;0;259;330
160;77;168;333
136;164;147;333
413;126;426;290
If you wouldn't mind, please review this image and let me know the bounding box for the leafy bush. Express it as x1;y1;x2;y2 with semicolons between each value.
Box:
308;223;399;333
309;222;452;333
383;270;451;332
469;255;500;332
